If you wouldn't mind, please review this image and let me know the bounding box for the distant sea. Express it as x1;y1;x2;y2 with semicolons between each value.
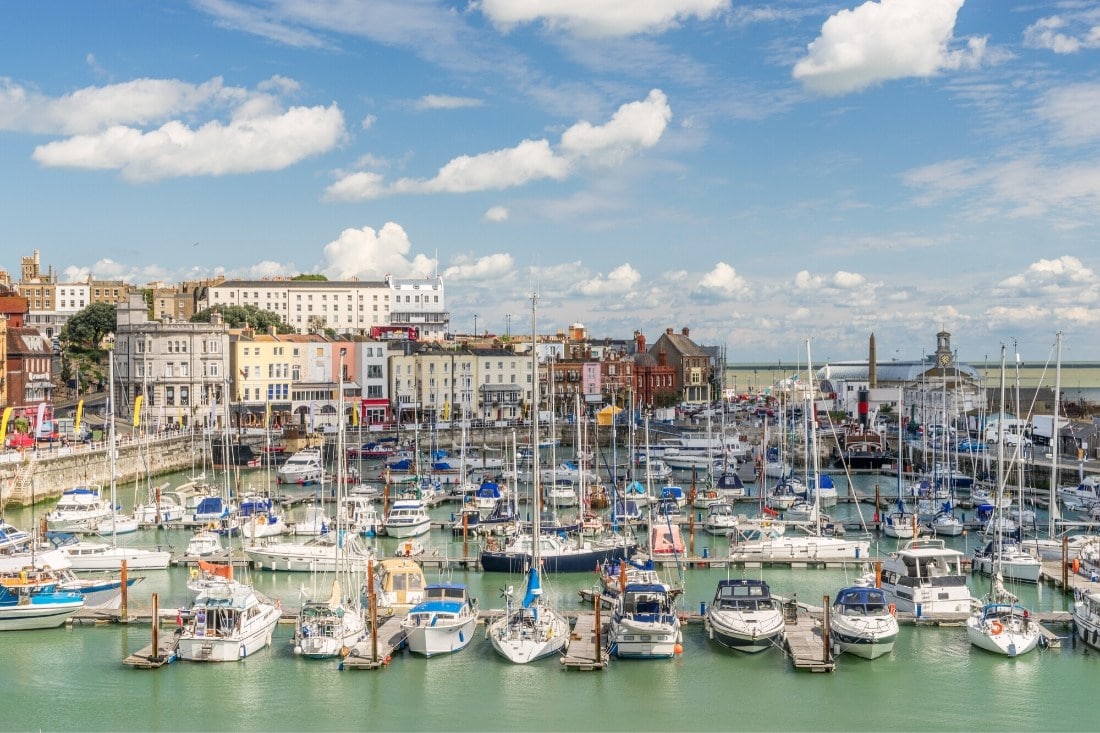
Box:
726;363;1100;405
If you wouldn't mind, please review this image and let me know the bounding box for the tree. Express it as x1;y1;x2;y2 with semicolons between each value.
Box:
292;273;328;281
191;304;294;333
60;302;117;351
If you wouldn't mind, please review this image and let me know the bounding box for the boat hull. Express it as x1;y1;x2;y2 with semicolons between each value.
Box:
402;616;478;657
705;610;784;653
0;599;85;630
177;607;281;662
480;544;636;574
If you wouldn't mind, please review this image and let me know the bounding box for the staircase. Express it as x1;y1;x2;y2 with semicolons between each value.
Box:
3;451;39;506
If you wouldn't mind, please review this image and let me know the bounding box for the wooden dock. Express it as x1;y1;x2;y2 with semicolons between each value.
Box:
122;636;179;669
340;615;407;670
560;611;608;671
780;602;834;672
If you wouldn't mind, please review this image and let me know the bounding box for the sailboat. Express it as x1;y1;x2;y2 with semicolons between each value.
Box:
54;353;171;571
729;341;870;562
292;361;367;658
965;345;1042;658
487;294;571;664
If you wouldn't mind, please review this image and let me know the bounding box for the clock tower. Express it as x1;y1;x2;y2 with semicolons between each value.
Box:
934;330;952;368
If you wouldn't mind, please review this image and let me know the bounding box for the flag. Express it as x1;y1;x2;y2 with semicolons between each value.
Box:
36;402;47;432
132;395;144;427
350;400;359;426
209;397;218;426
0;406;11;444
74;400;84;433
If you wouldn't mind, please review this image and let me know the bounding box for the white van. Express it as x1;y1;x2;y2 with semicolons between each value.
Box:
984;418;1031;446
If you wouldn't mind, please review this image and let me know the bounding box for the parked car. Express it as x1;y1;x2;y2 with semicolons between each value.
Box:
5;433;35;449
956;439;988;454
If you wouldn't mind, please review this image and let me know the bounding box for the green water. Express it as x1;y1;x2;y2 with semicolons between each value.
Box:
1;469;1093;732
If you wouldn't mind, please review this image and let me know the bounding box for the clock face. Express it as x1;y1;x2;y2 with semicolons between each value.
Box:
939;353;951;366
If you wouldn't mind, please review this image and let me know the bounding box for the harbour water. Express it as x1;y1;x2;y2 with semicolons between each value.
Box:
1;467;1095;732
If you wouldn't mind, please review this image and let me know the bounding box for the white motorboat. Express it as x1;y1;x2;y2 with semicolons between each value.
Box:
52;534;171;571
879;538;974;619
400;583;479;657
703;501;739;536
177;578;282;662
928;511;964;537
1074;588;1100;651
371;557;427;613
276;447;325;485
830;586;899;660
243;532;374;573
0;581;85;631
44;487;112;533
383;499;431;538
185;529;223;557
608;582;683;659
290;505;331;536
971;539;1042;584
704;578;785;653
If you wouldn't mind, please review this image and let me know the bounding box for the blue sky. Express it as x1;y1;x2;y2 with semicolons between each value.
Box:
1;1;1098;365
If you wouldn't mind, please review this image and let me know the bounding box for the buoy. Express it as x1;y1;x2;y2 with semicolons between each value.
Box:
990;620;1004;635
674;643;683;655
1073;558;1081;574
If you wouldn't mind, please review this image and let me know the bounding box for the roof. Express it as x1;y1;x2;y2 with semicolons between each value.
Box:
819;360;983;383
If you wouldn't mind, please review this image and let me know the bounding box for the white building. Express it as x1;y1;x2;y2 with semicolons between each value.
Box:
202;274;448;339
114;294;230;427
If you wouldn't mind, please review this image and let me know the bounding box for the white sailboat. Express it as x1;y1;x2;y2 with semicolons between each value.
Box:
487;293;571;664
56;353;171;571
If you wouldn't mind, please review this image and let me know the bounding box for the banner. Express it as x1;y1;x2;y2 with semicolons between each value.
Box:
74;400;84;433
350;400;359;427
0;406;11;444
133;395;144;427
36;402;47;432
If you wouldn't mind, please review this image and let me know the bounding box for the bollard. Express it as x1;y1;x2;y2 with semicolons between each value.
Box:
699;601;706;616
702;546;709;559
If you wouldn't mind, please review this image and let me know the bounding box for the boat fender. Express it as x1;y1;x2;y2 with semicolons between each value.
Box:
888;604;896;617
990;620;1004;635
340;646;350;658
190;568;200;580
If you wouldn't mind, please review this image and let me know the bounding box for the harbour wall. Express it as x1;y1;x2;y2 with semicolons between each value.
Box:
0;433;196;508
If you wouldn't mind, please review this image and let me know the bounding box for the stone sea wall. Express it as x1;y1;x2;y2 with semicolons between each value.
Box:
0;433;197;508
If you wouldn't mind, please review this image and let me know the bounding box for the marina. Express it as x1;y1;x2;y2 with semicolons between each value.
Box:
6;403;1100;730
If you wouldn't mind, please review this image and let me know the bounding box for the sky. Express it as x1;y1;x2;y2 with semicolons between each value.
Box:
1;1;1099;367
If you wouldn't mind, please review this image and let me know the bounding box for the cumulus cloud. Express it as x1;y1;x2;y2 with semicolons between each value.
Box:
484;206;509;222
479;0;729;38
996;256;1098;303
10;75;346;181
693;262;747;300
792;0;986;95
413;95;483;110
575;263;642;295
320;222;436;280
1024;13;1100;54
442;253;515;281
327;90;671;200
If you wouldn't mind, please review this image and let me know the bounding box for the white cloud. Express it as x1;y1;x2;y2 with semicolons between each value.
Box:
320;222;436;280
33;103;345;182
560;89;671;165
413;95;483;110
576;263;641;295
361;114;377;130
1039;84;1100;145
694;262;747;299
327;90;671;199
1023;14;1100;54
792;0;985;95
996;256;1098;304
442;253;515;280
479;0;729;38
484;206;509;222
0;76;240;135
6;75;346;181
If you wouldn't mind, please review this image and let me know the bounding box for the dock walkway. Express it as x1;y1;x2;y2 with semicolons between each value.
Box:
340;616;407;670
561;611;608;671
122;636;179;669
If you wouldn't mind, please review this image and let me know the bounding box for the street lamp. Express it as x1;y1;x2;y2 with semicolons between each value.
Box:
473;313;479;338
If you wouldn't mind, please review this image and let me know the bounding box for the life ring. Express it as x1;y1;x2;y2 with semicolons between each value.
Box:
990;620;1004;635
190;568;200;580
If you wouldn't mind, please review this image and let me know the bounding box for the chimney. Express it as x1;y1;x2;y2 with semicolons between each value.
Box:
635;331;646;353
681;327;690;337
665;327;673;335
869;333;877;389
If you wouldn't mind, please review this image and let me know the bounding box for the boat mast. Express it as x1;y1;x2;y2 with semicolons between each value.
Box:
530;293;542;574
806;340;821;534
1049;332;1062;539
